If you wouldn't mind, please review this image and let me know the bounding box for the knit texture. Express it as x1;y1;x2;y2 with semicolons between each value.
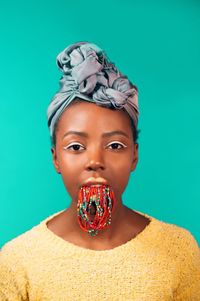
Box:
0;209;200;301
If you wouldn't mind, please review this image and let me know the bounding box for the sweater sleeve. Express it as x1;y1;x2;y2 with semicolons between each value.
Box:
0;245;29;301
173;229;200;301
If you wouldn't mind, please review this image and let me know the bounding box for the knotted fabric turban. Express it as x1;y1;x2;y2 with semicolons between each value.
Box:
47;41;139;139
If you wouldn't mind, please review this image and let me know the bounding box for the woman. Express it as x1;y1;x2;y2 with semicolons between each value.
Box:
0;41;200;300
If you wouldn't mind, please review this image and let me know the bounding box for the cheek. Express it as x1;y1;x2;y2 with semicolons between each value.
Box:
107;160;132;197
114;171;131;196
58;156;82;194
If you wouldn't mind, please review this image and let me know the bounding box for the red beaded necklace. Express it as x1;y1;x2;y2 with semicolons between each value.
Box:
77;184;116;236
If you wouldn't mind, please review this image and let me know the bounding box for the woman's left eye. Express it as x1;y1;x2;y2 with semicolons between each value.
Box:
107;142;127;150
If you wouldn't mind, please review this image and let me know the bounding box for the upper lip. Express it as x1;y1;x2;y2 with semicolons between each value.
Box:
81;177;108;187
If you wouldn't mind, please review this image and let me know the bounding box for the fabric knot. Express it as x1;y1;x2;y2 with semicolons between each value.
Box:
47;41;139;139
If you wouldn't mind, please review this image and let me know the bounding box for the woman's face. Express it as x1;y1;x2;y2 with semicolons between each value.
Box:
51;100;138;209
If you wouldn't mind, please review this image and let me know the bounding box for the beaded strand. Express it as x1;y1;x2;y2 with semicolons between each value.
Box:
77;184;116;236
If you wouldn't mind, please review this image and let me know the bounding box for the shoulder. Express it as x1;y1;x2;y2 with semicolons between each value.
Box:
0;223;40;265
139;210;199;255
159;218;199;248
0;210;64;261
154;221;200;298
0;222;44;299
148;214;200;262
0;227;38;295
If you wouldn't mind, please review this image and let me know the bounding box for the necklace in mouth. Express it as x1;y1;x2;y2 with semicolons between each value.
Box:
77;184;116;237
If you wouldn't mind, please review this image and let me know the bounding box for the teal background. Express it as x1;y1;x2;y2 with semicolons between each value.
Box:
0;0;199;248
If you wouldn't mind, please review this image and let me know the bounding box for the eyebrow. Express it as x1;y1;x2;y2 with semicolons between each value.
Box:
62;130;129;139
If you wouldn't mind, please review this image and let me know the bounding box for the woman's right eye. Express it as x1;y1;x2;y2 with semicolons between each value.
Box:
63;143;84;151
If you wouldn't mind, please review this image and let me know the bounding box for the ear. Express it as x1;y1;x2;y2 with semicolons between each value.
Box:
51;147;61;174
130;143;139;172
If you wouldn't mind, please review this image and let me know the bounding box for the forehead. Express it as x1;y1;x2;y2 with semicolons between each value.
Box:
56;100;132;135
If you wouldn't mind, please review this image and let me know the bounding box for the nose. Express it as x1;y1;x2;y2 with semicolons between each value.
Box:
85;148;105;171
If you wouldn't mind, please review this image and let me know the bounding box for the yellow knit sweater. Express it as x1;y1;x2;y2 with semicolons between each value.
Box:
0;209;200;301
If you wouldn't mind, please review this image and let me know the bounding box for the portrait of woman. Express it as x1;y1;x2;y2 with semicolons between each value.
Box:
0;40;200;300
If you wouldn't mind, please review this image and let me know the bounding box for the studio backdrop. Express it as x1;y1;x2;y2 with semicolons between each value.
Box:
0;0;200;247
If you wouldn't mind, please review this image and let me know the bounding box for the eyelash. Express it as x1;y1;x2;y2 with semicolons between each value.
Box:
63;141;127;152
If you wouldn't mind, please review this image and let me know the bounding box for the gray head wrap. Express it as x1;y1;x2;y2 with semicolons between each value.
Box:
47;41;139;139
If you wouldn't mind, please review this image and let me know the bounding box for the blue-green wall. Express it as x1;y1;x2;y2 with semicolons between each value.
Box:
0;0;200;247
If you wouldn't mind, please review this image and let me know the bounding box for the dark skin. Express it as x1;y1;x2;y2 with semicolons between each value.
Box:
48;100;150;250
